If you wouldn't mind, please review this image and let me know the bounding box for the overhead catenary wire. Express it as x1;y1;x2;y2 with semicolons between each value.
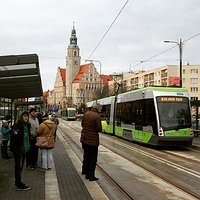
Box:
183;32;200;43
86;0;130;60
121;44;177;73
122;31;200;73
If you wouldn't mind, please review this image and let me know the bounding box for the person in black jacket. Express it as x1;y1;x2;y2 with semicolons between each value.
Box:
10;111;31;191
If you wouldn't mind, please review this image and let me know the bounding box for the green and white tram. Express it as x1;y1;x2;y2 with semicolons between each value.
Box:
86;87;193;146
62;107;76;121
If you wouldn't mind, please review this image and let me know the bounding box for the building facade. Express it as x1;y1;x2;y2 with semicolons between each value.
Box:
72;63;102;105
109;64;200;100
47;25;112;110
183;64;200;100
53;67;67;109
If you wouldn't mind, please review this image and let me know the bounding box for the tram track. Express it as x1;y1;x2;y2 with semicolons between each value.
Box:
161;149;200;165
60;121;200;200
65;121;200;166
100;139;200;200
97;165;135;200
58;125;134;200
103;139;200;178
67;121;200;163
187;145;200;153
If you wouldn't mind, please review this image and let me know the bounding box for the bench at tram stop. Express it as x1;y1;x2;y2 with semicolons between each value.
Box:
193;129;200;137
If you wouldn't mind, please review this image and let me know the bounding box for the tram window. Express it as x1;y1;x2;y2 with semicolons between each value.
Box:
131;102;136;123
116;102;133;125
116;103;121;124
116;103;124;125
144;99;156;125
123;103;132;124
116;99;157;132
101;105;110;124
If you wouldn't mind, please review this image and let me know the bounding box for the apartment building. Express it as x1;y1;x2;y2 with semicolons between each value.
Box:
183;64;200;100
109;64;200;100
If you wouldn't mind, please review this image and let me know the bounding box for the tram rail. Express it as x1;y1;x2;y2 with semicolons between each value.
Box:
187;145;200;152
161;149;200;165
60;121;200;200
58;125;134;200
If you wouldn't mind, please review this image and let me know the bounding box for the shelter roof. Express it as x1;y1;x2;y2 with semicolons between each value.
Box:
0;54;43;99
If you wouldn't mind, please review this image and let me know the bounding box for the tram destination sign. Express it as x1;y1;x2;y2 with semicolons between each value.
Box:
157;97;187;103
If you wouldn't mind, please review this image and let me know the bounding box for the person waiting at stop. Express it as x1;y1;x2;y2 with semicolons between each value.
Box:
80;102;102;181
26;107;39;169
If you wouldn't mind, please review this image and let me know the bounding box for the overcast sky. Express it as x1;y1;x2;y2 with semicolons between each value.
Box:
1;0;200;91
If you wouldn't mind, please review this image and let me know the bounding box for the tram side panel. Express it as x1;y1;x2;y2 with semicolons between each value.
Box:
114;98;157;145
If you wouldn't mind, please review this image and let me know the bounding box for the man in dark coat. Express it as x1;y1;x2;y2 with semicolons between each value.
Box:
26;107;39;169
80;102;102;181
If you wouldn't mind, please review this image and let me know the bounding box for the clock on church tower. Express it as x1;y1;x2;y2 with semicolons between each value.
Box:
74;60;78;65
71;39;76;44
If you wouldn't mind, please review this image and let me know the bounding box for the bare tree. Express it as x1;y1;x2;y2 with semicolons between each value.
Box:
93;85;110;100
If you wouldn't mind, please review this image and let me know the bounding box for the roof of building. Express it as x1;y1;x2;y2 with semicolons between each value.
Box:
73;64;90;83
59;67;66;86
57;64;112;86
73;65;113;85
100;74;113;85
43;90;49;98
0;54;43;99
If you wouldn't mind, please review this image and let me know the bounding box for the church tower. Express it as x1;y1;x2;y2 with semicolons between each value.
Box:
66;24;81;98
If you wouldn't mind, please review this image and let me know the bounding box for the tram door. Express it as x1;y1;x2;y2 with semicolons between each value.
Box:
135;100;144;140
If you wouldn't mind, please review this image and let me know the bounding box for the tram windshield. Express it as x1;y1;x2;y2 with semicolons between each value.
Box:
68;109;76;117
157;96;191;131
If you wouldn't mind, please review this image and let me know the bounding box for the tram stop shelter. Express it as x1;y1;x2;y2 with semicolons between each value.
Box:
0;54;42;99
0;54;43;121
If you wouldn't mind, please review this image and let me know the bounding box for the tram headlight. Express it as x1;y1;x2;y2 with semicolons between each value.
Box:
158;127;164;136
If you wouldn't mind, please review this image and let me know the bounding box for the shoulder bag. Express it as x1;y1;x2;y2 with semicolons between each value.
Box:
36;125;56;148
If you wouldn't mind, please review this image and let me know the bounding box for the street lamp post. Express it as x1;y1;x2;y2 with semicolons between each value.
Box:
85;59;102;94
164;39;183;88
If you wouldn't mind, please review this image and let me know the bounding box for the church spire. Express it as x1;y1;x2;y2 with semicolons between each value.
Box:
69;22;78;47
